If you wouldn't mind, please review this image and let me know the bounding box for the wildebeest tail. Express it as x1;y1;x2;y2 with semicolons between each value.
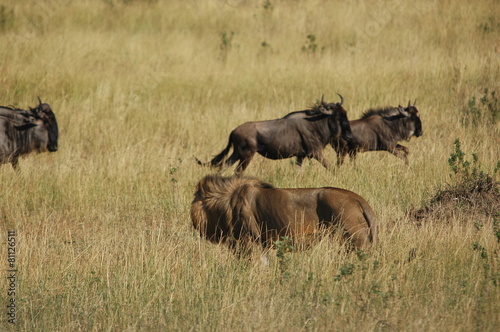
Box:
199;137;233;168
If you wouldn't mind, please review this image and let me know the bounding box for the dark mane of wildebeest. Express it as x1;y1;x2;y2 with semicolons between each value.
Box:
196;94;353;174
0;98;59;169
333;100;422;166
190;174;377;253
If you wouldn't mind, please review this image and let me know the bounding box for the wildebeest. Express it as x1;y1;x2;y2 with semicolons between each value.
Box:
0;98;59;169
197;94;353;174
190;174;377;253
334;100;422;165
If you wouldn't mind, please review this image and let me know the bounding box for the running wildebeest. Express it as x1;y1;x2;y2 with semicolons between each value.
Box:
334;100;422;166
197;94;353;174
190;174;378;253
0;98;59;169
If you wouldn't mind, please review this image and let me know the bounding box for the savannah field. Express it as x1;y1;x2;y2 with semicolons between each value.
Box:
0;0;499;331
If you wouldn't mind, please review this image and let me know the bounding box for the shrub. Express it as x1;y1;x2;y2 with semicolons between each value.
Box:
275;236;293;282
410;139;499;223
219;30;235;62
301;34;325;54
447;138;497;193
0;5;14;32
462;88;499;126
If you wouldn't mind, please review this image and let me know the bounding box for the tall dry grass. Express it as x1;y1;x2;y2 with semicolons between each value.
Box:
0;0;499;330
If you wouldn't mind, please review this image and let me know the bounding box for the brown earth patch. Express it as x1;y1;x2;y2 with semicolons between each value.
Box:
408;175;499;225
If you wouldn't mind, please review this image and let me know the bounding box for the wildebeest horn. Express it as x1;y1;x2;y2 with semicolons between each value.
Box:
38;96;43;105
399;107;410;117
321;94;325;106
337;93;344;106
413;99;417;107
407;100;411;108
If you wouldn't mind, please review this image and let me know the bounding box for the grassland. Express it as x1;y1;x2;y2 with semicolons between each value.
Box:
0;0;499;331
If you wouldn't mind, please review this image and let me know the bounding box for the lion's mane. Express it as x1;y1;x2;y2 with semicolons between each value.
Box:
190;174;273;245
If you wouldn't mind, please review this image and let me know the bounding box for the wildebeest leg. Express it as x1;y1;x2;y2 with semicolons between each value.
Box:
223;151;242;170
235;147;256;175
334;141;349;166
349;150;358;166
390;144;409;165
236;155;254;174
313;153;330;169
11;158;19;170
296;156;304;170
336;151;346;166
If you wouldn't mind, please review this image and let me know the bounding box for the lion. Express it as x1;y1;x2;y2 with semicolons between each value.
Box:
190;174;377;253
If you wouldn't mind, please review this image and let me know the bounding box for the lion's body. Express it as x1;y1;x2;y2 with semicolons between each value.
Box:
191;175;377;251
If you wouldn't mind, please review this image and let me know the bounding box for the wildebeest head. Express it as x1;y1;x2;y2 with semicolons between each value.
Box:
28;98;59;152
318;94;353;143
398;100;422;140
